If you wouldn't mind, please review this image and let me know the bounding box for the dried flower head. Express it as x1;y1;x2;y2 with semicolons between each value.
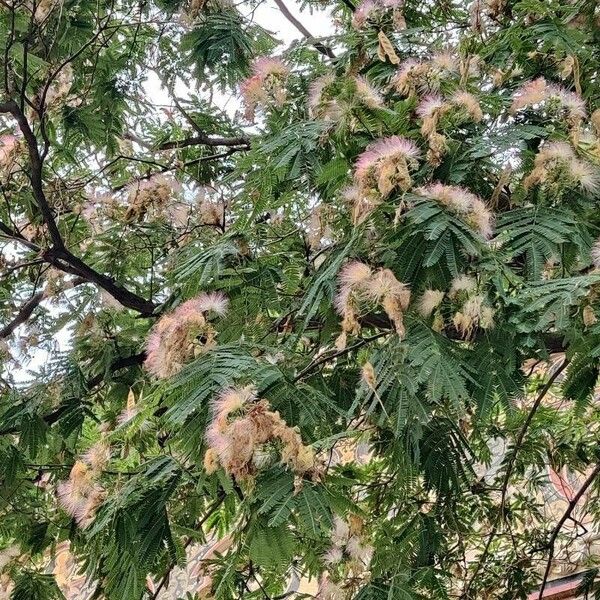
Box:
144;292;229;378
335;261;410;345
0;134;20;174
418;289;445;317
392;51;458;97
56;461;104;528
510;78;586;128
450;91;483;122
453;294;494;337
523;141;599;194
204;386;316;481
354;136;420;201
361;361;377;389
125;174;182;222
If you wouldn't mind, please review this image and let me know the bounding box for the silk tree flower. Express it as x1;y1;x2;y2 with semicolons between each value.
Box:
415;183;494;238
335;261;410;347
352;0;404;29
392;52;458;97
446;275;494;338
81;440;111;472
125;174;183;221
318;578;345;600
0;134;20;175
523;141;600;194
144;292;229;378
449;274;477;299
418;289;445;317
56;461;105;529
453;294;495;337
354;135;420;201
417;93;482;165
240;57;289;122
203;386;316;482
510;77;586;128
321;515;373;592
308;73;341;121
450;91;483;122
353;76;385;109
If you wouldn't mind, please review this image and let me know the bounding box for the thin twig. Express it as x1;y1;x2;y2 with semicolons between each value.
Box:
537;462;600;599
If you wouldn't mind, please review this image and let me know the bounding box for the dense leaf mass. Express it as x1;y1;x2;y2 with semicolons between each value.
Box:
1;0;600;598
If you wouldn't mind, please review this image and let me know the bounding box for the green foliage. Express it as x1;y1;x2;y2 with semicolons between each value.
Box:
1;0;600;598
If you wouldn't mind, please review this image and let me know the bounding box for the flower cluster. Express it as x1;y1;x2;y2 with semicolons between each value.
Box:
0;134;21;175
306;204;334;250
204;386;316;482
45;64;77;110
308;75;384;126
353;76;385;109
198;197;225;227
335;261;410;348
414;183;494;238
350;136;420;222
417;288;445;330
319;515;373;599
32;0;60;22
144;292;229;378
417;91;482;165
523;141;599;194
448;275;495;338
125;174;182;221
308;74;340;121
352;0;405;29
510;78;586;129
392;52;460;97
240;57;289;122
56;460;105;528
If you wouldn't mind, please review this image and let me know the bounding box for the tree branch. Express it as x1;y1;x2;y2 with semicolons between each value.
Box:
0;291;44;339
271;0;336;59
0;351;147;436
0;100;64;248
462;358;570;598
537;462;600;599
0;102;157;315
158;132;250;151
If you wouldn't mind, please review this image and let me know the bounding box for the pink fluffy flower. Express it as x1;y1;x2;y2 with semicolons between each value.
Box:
354;135;419;180
251;56;289;79
0;134;19;172
144;292;229;378
241;57;289;121
416;183;494;238
416;94;445;119
510;77;549;113
352;0;379;27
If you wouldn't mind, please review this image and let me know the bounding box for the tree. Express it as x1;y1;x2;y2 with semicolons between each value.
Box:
0;0;600;597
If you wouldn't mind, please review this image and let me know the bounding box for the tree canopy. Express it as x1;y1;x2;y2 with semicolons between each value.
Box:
1;0;600;598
